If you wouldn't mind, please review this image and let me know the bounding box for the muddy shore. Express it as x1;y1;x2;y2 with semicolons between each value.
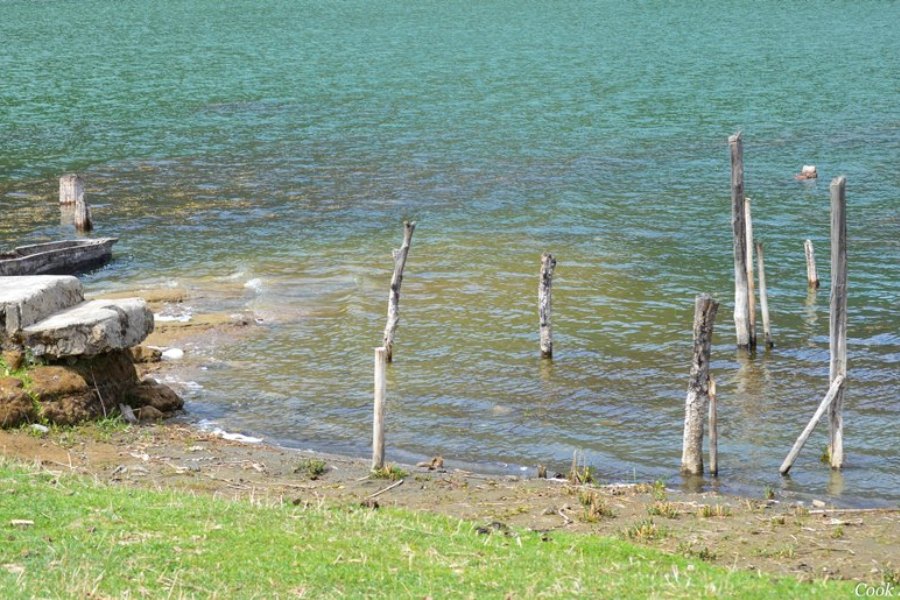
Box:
3;282;892;584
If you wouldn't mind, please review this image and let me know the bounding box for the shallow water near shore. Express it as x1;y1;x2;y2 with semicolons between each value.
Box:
1;1;898;505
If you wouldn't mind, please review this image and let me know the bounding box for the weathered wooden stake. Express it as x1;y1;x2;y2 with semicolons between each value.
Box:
383;221;416;362
74;193;93;233
59;174;83;205
829;177;848;469
729;133;751;350
538;252;556;358
681;294;719;475
745;197;757;348
804;239;820;289
756;241;773;348
372;346;388;470
708;377;718;476
779;375;845;475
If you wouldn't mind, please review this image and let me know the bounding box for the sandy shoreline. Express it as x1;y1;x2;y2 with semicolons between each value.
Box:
2;420;898;585
4;281;878;584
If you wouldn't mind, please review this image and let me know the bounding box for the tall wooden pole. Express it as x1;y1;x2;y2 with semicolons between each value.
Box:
708;377;718;476
372;346;388;470
756;241;773;349
779;376;845;475
729;133;751;350
59;174;83;205
804;240;820;289
828;177;848;469
538;253;556;358
745;197;757;348
681;294;719;475
382;221;416;362
74;193;93;233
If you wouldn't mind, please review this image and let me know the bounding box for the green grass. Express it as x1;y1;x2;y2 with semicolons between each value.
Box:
371;463;407;480
0;460;849;599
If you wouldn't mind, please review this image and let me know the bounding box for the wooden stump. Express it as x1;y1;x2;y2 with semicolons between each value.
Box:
804;239;820;289
74;193;93;233
745;197;756;348
828;177;848;469
708;377;718;476
372;346;388;470
538;253;556;358
382;221;416;362
756;241;774;348
681;294;719;475
59;174;83;205
729;133;751;350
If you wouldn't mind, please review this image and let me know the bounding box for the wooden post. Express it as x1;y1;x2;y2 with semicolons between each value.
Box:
681;294;719;475
538;252;556;358
729;133;751;350
708;377;718;476
756;241;774;349
372;346;387;470
745;197;757;348
779;376;845;475
804;240;820;289
74;193;93;233
59;174;83;205
382;221;416;362
829;177;848;469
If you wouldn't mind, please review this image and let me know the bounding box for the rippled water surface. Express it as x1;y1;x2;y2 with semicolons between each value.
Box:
1;1;898;504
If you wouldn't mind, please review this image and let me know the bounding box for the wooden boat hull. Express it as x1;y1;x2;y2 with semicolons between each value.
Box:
0;238;118;276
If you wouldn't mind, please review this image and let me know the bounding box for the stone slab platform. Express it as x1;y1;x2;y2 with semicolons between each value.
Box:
0;275;84;338
22;298;154;358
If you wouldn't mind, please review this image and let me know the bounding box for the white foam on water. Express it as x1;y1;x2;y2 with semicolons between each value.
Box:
244;278;263;292
161;348;184;360
196;420;262;444
154;313;192;323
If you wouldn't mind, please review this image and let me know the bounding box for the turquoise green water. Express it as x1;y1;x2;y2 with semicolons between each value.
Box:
1;1;898;504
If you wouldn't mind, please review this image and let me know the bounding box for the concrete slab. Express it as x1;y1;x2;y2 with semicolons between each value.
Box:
22;298;154;358
0;276;84;339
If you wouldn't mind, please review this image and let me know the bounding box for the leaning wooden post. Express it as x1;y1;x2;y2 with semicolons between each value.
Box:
828;177;848;469
681;294;719;475
59;174;83;205
708;377;718;476
538;252;557;358
372;346;388;470
756;241;774;348
729;133;751;350
74;192;93;233
745;197;756;348
779;375;845;475
382;221;416;362
804;239;820;289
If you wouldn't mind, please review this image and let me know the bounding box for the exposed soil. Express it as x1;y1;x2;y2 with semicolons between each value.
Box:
3;283;893;585
1;423;897;585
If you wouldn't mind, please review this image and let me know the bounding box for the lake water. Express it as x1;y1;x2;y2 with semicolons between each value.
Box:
1;0;897;505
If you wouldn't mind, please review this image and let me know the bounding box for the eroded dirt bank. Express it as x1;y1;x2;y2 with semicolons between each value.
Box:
1;423;896;585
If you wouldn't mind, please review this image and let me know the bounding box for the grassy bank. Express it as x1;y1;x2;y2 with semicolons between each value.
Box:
0;460;847;599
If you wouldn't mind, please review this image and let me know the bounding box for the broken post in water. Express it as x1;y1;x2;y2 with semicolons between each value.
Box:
538;252;556;358
745;196;757;348
804;239;820;289
59;174;83;205
74;192;93;233
681;293;719;475
372;346;388;470
779;375;845;475
708;377;718;476
729;133;751;350
756;241;774;348
829;176;848;469
382;221;416;362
